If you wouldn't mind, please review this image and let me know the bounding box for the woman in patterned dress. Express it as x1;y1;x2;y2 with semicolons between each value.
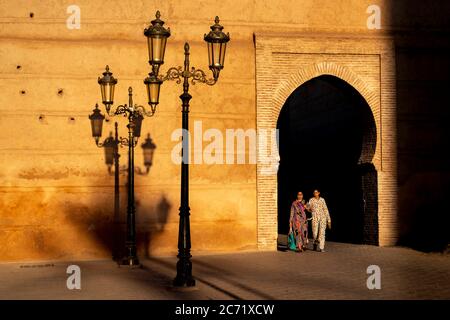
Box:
289;191;309;252
307;189;331;252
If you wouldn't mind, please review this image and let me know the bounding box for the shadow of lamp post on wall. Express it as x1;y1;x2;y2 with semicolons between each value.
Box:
88;74;157;267
143;11;230;287
102;125;156;176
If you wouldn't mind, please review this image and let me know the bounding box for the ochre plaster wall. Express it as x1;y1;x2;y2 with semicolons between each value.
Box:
1;0;449;261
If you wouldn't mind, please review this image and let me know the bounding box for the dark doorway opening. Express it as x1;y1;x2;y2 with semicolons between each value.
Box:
277;75;378;246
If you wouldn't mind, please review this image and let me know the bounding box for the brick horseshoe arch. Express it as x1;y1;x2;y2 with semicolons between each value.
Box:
271;63;380;167
255;33;398;250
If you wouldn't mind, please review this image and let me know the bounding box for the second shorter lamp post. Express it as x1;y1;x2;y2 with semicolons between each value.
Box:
88;114;156;261
143;11;230;287
89;69;157;267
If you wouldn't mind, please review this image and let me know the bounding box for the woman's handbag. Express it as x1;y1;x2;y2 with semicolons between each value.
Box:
287;231;297;251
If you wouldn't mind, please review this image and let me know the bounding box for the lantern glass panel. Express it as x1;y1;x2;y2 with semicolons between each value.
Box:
145;79;161;106
212;42;221;68
100;83;115;105
219;42;227;67
207;42;212;67
147;36;167;65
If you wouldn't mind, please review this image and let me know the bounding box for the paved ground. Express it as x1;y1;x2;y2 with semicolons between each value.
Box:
0;242;449;300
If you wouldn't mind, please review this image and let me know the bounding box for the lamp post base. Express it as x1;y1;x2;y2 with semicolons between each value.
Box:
173;277;196;287
173;258;196;287
119;256;140;268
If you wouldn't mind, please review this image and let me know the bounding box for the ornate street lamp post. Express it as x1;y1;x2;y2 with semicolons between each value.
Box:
88;67;157;267
143;11;230;287
88;112;156;261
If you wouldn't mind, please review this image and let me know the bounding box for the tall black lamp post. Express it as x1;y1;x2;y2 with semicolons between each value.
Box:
143;11;230;287
88;69;157;266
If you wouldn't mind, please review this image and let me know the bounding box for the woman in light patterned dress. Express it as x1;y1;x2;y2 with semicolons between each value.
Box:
307;189;331;252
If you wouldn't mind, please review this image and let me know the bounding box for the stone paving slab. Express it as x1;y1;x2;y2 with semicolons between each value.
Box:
0;242;449;300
